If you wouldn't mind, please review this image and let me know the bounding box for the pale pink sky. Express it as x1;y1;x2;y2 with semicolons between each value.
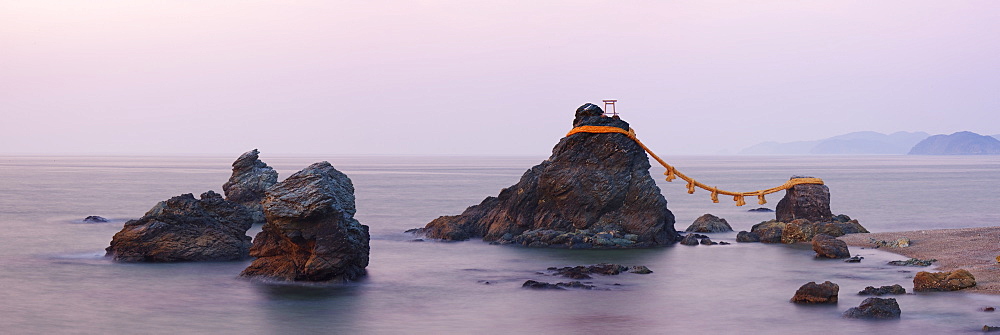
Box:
1;1;998;155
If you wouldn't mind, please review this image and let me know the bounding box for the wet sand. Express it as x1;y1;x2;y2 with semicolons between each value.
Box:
839;227;1000;294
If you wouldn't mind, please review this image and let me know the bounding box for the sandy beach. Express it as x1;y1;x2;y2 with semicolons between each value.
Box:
839;227;1000;294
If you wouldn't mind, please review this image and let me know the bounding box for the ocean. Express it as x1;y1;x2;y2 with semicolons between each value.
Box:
1;154;999;334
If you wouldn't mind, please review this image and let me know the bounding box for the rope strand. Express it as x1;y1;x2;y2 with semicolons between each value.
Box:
566;125;824;206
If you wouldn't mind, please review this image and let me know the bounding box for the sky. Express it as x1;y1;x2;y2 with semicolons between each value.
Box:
1;1;998;156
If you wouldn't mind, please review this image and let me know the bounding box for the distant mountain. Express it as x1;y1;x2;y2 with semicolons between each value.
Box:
739;131;930;155
908;131;1000;155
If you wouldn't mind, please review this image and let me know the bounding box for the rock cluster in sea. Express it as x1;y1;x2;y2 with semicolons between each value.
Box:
843;297;901;319
105;191;254;262
913;269;976;292
413;103;678;248
241;162;370;282
739;216;867;244
222;149;278;225
547;263;653;279
685;213;732;233
791;281;839;304
736;178;868;244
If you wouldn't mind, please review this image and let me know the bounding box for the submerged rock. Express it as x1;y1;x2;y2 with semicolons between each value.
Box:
679;234;703;246
747;207;774;212
105;191;253;262
416;103;677;248
791;281;839;304
858;284;906;296
83;215;108;223
685;214;733;233
887;258;936;267
522;280;595;290
913;269;976;292
547;263;649;279
240;162;370;282
843;297;901;319
812;234;850;259
776;176;833;223
222;149;278;225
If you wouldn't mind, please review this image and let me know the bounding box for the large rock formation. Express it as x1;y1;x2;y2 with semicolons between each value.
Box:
222;149;278;225
908;131;1000;155
776;177;833;223
415;103;677;248
241;162;370;282
685;214;733;233
105;191;254;262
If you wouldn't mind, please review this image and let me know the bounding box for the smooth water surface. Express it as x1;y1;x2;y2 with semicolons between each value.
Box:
1;155;999;334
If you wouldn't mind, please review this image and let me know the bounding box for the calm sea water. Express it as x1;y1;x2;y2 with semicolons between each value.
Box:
1;155;999;334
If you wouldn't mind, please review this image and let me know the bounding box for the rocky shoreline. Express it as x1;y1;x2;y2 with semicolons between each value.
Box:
839;227;1000;294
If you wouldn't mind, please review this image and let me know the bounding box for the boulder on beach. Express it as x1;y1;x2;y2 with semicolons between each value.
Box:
913;269;976;292
414;103;677;248
685;214;733;233
222;149;278;225
843;297;901;319
791;281;839;304
241;162;370;282
812;234;850;259
105;191;254;262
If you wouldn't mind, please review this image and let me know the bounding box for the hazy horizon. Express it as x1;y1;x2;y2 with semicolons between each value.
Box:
3;1;998;156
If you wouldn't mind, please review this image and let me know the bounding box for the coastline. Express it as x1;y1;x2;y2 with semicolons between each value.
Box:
839;227;1000;295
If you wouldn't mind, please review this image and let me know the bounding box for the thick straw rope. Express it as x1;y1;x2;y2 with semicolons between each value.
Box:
566;125;824;206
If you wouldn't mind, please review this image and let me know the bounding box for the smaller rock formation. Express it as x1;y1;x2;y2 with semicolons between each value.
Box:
843;297;901;319
908;131;1000;155
736;231;761;243
858;284;906;296
812;234;850;259
522;280;595;290
776;176;833;223
749;221;786;243
913;269;976;292
240;162;370;282
685;214;733;233
699;237;716;245
791;281;839;304
105;191;253;262
222;149;278;225
83;215;108;223
887;258;936;267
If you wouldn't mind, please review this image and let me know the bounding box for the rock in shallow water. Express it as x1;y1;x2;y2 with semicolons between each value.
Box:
416;103;677;248
812;234;850;259
858;284;906;296
843;297;901;319
222;149;278;225
791;281;839;304
685;213;733;233
105;191;253;262
776;177;833;223
83;215;108;223
240;162;370;282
